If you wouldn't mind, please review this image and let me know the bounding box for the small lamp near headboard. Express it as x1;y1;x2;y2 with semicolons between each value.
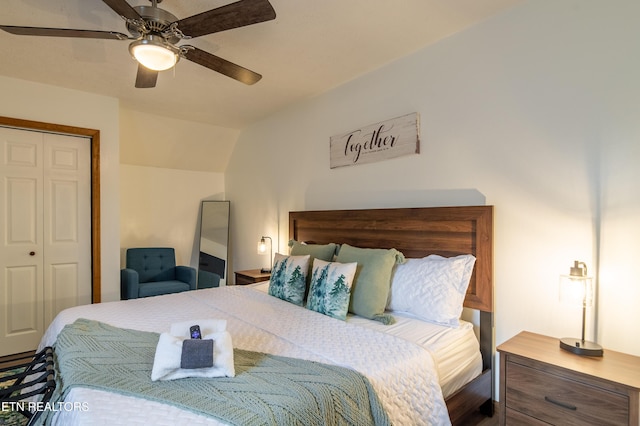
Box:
258;236;273;273
559;260;603;357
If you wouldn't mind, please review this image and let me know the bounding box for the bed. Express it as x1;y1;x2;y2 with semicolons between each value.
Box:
34;205;494;425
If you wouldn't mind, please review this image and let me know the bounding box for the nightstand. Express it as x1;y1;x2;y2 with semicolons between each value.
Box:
234;269;271;285
498;331;640;425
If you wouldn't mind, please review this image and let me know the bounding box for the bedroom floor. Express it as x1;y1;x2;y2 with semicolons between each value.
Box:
0;351;35;369
477;415;498;425
471;408;499;425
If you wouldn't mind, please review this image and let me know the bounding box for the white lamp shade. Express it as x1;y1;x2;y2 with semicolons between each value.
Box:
559;274;593;307
129;37;178;71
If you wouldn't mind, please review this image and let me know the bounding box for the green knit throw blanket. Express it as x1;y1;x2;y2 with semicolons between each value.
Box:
40;319;390;426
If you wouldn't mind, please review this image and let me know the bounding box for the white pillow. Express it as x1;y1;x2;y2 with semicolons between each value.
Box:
387;254;476;327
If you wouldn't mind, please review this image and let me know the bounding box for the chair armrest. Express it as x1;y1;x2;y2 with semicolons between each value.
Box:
120;268;140;300
176;266;197;290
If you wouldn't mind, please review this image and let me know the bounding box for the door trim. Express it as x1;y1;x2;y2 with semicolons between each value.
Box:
0;116;102;303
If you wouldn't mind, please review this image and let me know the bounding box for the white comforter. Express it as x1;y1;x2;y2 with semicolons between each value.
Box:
39;285;451;425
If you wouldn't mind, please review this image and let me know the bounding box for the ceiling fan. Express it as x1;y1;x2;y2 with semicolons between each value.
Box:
0;0;276;88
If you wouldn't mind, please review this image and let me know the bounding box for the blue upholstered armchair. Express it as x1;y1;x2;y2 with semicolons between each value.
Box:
120;248;197;300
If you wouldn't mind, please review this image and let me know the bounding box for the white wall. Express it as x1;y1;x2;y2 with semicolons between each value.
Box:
118;104;232;280
119;108;239;173
226;0;640;369
0;75;121;302
119;165;225;271
0;78;229;302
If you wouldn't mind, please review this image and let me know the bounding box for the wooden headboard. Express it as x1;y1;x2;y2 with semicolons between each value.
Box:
289;206;495;423
289;205;493;312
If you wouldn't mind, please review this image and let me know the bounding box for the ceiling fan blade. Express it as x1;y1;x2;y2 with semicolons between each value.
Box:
0;25;130;40
183;47;262;85
175;0;276;38
135;65;158;88
102;0;143;21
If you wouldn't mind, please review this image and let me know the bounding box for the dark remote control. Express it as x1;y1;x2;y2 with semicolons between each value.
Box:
189;325;201;339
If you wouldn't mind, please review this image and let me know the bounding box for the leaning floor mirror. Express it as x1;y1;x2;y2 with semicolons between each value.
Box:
198;201;230;288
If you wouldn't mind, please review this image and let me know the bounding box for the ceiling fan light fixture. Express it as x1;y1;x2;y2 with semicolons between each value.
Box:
6;0;276;87
129;35;179;71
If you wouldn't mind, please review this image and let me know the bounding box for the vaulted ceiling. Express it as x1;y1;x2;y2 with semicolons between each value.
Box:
1;0;523;129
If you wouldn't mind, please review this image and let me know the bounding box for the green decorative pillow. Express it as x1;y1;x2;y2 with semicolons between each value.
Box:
289;240;339;291
268;253;310;306
335;244;405;324
289;240;337;261
306;259;357;321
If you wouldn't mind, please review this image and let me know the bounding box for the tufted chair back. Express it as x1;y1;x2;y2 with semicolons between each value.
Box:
121;247;196;299
126;248;177;283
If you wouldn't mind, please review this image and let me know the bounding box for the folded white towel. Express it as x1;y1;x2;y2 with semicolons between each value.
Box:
151;320;235;381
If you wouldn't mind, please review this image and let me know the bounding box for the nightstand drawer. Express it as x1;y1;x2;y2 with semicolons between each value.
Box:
235;274;257;285
505;407;548;425
234;269;271;285
505;362;628;425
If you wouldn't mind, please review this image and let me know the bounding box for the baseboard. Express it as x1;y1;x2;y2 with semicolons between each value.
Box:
0;350;35;368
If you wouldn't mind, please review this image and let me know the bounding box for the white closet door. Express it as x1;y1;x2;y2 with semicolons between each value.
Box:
0;127;91;356
0;127;44;356
42;132;91;326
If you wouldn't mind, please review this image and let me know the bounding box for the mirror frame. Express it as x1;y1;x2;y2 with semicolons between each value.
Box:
197;200;230;287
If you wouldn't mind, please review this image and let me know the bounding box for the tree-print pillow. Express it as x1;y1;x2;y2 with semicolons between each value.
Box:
268;253;310;306
306;258;357;320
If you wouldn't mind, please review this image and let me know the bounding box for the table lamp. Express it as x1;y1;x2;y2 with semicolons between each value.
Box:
258;236;272;273
559;260;603;356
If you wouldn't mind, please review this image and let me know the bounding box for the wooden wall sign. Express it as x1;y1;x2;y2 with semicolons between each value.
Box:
329;112;420;169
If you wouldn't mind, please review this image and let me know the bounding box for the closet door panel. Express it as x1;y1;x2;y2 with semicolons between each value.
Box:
0;127;44;356
43;133;91;326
